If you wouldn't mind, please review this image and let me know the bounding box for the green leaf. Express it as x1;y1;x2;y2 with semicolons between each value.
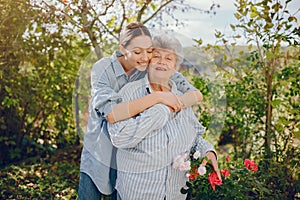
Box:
272;2;283;12
186;181;192;188
180;187;188;194
250;6;258;18
271;99;281;107
234;13;242;20
4;86;11;93
150;3;157;10
288;16;297;23
193;38;203;45
230;24;236;31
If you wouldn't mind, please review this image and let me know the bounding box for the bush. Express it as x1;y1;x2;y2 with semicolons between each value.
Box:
180;154;270;200
0;145;81;199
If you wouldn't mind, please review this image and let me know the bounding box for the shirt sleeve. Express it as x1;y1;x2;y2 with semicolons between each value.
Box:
90;60;122;118
108;104;171;148
170;71;197;93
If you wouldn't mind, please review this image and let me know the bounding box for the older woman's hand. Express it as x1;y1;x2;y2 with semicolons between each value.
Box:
201;151;222;181
156;92;182;112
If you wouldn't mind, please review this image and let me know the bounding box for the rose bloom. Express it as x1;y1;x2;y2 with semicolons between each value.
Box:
179;160;191;171
244;159;258;172
221;169;230;178
193;151;201;159
197;165;207;176
188;168;199;181
208;171;222;190
226;155;231;162
173;154;187;169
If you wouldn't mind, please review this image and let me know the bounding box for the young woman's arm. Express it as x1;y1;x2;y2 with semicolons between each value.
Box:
178;90;203;109
171;72;203;108
107;91;181;123
107;80;172;147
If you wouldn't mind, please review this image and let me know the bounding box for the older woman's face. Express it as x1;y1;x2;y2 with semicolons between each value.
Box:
148;48;177;80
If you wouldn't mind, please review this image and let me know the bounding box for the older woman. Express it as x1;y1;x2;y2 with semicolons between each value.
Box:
108;34;220;200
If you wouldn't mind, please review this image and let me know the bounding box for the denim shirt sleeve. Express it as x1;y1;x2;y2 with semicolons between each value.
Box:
170;71;197;93
108;104;170;148
90;59;122;118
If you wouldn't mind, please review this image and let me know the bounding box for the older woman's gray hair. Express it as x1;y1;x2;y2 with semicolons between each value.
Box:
152;34;184;70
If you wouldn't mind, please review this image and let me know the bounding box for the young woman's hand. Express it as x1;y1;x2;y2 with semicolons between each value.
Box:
156;92;183;112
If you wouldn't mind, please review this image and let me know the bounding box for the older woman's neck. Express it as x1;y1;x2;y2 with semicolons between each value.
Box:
149;82;170;92
148;72;171;91
148;78;170;92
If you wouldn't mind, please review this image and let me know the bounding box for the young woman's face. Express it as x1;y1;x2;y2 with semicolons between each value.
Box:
121;35;153;71
148;48;177;81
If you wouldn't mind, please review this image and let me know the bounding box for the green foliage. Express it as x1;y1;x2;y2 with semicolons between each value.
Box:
182;153;300;199
0;0;90;166
182;155;270;200
183;71;227;147
190;0;300;198
0;145;81;199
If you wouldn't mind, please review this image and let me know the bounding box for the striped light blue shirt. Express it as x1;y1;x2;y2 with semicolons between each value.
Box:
108;75;215;200
80;51;197;194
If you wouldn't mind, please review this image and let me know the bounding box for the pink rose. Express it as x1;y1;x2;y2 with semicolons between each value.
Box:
173;154;187;169
179;160;191;171
221;169;230;178
208;171;222;190
244;159;258;172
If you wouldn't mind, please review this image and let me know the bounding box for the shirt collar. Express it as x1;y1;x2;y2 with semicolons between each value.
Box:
110;51;145;79
110;51;127;78
143;74;179;94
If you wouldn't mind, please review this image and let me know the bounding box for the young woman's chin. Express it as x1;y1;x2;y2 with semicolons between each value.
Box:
135;65;148;71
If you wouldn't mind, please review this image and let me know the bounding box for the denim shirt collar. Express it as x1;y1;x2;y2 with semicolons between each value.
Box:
110;50;145;80
110;51;127;78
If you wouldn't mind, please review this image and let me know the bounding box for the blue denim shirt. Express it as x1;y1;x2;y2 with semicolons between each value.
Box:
80;51;196;194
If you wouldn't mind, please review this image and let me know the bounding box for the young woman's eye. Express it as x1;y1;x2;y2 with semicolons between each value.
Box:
134;51;141;55
147;49;153;54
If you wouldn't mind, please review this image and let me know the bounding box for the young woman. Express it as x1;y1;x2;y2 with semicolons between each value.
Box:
108;34;220;200
78;23;202;200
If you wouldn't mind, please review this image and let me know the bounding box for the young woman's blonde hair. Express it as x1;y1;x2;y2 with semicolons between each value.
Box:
119;22;152;48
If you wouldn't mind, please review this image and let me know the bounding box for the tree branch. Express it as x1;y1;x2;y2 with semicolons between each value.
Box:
137;0;151;22
142;0;174;24
88;0;116;28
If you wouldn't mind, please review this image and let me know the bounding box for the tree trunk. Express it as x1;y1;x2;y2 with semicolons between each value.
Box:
74;76;81;144
265;70;273;159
